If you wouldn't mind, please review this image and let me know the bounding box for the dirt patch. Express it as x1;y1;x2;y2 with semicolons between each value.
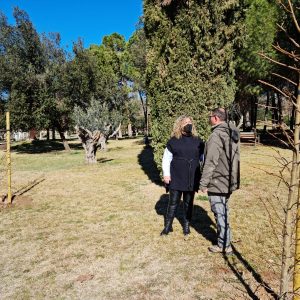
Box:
0;195;33;210
75;274;95;283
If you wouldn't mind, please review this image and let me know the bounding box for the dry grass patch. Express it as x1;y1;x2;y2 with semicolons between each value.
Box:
0;139;291;299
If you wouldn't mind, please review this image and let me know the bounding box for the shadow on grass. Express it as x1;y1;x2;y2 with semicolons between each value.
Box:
138;145;163;186
2;176;45;203
223;244;279;299
97;158;114;163
154;193;216;243
155;194;278;299
109;146;124;152
11;140;83;154
134;139;146;145
191;204;216;244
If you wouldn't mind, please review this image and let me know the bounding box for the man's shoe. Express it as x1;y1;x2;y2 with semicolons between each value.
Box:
208;245;233;254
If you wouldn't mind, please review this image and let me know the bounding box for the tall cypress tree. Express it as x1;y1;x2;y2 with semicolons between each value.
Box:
144;0;242;168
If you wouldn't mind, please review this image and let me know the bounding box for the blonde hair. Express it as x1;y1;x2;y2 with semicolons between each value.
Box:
171;115;198;139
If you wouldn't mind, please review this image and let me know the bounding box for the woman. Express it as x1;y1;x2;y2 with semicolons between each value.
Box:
161;115;204;236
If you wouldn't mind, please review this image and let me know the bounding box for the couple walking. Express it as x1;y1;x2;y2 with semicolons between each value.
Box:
161;108;240;254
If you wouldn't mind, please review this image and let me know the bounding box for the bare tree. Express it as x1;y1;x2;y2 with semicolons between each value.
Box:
258;0;300;298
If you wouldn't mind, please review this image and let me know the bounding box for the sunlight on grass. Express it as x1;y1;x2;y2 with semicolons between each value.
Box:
0;138;291;299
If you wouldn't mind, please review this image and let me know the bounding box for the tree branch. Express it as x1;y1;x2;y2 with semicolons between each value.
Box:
273;44;300;61
258;80;297;108
277;0;292;14
271;72;297;86
287;0;300;33
277;23;300;48
108;123;121;138
258;52;299;72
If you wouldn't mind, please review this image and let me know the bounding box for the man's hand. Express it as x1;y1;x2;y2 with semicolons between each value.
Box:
163;176;171;184
200;187;208;194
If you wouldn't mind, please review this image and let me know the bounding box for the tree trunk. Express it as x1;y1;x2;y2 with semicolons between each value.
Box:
118;126;122;138
109;123;121;140
244;111;251;131
146;109;149;137
52;127;55;140
29;129;37;140
57;130;71;151
277;93;283;125
138;90;147;128
280;79;300;299
293;78;300;299
264;90;270;131
251;95;258;129
272;92;278;128
76;127;104;164
85;140;97;163
46;128;50;141
128;123;133;137
290;105;295;131
291;86;298;131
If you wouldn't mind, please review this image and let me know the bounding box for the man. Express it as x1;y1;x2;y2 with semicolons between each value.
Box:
200;108;240;254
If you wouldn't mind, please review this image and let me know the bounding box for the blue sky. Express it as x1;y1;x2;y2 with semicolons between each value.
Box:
0;1;143;50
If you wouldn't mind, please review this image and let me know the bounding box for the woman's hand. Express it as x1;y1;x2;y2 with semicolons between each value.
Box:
163;176;171;184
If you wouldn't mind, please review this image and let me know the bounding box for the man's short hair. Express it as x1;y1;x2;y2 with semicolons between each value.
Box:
211;108;227;121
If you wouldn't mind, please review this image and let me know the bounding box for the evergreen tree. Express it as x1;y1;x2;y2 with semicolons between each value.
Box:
74;34;129;163
123;21;147;131
234;0;278;128
0;7;47;130
144;0;242;168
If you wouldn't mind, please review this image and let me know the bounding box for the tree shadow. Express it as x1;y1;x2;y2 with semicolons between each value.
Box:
223;244;279;299
108;146;124;152
11;140;83;154
155;193;185;229
2;176;45;203
97;158;114;163
155;194;278;299
138;145;163;186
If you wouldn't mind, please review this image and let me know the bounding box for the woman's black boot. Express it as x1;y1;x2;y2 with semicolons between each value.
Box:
160;219;174;235
183;221;190;235
160;190;181;235
182;191;194;235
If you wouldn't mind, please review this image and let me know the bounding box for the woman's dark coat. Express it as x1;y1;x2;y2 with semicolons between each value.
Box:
167;135;204;191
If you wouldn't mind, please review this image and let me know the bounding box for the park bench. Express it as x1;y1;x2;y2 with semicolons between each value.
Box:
239;130;260;146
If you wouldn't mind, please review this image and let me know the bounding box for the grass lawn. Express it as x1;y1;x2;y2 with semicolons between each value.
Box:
0;138;291;299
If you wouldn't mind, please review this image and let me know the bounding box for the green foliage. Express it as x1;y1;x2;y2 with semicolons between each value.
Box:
123;22;147;91
103;33;126;53
73;99;121;132
0;6;130;135
0;7;47;130
235;0;278;96
125;97;145;129
88;39;128;111
196;195;209;202
123;23;148;130
273;0;299;85
144;0;242;168
73;34;130;132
